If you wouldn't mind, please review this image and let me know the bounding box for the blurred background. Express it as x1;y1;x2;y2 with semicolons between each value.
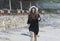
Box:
0;0;60;31
0;0;60;41
0;0;60;14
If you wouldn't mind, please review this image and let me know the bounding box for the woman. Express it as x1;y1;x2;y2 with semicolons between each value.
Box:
27;6;41;41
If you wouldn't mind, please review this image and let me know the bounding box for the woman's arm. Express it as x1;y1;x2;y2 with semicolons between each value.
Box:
27;15;30;24
38;14;41;21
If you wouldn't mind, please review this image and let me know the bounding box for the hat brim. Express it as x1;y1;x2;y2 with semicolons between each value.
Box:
29;6;38;12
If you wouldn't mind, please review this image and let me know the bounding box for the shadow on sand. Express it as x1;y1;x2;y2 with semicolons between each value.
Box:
21;33;31;37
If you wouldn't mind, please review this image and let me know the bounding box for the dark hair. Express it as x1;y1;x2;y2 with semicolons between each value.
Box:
29;7;38;20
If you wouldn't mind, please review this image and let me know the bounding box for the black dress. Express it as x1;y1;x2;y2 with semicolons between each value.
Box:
27;14;41;35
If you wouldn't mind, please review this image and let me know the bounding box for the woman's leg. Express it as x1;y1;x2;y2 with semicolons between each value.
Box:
30;31;34;41
34;33;37;41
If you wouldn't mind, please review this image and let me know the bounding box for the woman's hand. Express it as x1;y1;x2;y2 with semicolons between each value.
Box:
38;18;41;21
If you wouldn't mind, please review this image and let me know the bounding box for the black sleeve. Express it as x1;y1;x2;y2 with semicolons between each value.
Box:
27;15;30;24
38;14;40;18
38;14;41;21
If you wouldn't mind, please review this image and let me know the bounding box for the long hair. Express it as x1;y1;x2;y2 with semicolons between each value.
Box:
29;7;39;20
